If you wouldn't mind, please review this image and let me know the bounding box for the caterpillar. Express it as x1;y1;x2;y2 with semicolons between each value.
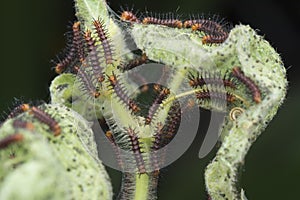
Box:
145;87;170;125
72;21;86;62
30;106;61;136
188;72;235;89
117;172;136;200
120;11;140;23
13;120;35;131
119;53;148;71
74;66;100;98
7;103;30;119
0;133;24;149
202;33;229;44
195;90;236;103
188;20;226;33
232;67;261;103
183;18;229;44
84;30;105;83
108;73;140;113
105;130;124;169
142;14;183;28
127;128;146;174
152;124;164;151
150;123;164;173
55;21;85;74
161;101;181;141
93;19;114;65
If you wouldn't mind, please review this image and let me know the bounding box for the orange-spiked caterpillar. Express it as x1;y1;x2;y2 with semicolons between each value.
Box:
232;67;262;103
108;73;140;113
93;19;114;65
30;106;61;136
54;21;85;74
0;133;24;150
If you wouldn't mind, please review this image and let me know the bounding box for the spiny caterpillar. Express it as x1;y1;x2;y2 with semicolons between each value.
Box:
195;90;236;103
104;130;124;169
55;21;85;74
30;106;61;136
150;123;164;173
142;15;183;29
120;10;230;44
145;86;170;125
185;70;244;111
119;53;148;71
54;19;114;74
232;67;261;103
127;127;146;174
188;72;236;89
93;19;114;65
108;73;140;113
161;101;181;142
120;11;140;23
183;18;229;44
83;30;105;83
7;103;30;119
74;66;101;98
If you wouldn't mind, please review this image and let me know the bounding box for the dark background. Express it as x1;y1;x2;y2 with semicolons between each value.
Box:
0;0;299;199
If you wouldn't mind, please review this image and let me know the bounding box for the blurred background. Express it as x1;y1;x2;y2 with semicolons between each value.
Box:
0;0;299;199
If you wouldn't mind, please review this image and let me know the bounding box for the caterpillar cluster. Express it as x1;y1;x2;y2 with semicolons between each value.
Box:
54;20;115;99
3;103;61;137
185;67;263;110
54;20;114;74
0;103;62;151
120;11;230;44
186;70;240;111
195;90;236;103
188;71;236;89
145;102;182;173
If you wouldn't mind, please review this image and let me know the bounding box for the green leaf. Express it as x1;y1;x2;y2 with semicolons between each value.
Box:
74;0;109;29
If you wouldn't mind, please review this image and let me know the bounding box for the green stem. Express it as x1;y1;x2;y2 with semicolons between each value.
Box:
118;172;157;200
134;173;150;200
